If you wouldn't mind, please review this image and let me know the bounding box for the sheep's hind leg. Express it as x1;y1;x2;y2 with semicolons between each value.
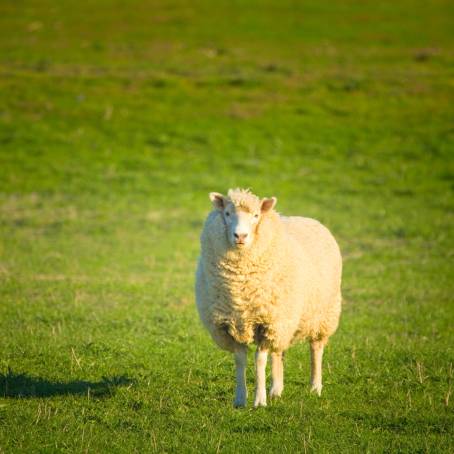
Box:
310;337;328;396
254;348;268;407
269;351;284;398
234;346;248;407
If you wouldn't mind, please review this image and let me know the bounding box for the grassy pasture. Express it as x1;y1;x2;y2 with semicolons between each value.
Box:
0;0;453;452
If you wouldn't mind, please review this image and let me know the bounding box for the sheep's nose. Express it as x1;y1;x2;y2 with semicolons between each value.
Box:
234;233;248;242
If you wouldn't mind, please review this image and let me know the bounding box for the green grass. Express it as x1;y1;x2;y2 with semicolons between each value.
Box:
0;0;453;452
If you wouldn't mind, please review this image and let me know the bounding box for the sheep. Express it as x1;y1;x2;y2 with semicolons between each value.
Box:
195;188;342;407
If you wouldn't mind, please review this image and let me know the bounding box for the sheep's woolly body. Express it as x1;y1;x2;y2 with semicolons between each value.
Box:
196;189;342;353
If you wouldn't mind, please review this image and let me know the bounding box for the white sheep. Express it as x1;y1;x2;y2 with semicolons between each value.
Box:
195;188;342;407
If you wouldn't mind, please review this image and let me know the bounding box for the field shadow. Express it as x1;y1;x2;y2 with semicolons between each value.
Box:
0;371;133;398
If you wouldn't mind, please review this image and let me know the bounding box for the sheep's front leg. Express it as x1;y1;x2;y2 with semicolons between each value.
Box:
234;346;248;407
310;338;327;396
254;348;268;407
270;351;284;398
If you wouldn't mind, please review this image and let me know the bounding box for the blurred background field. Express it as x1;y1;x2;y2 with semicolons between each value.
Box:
0;0;453;452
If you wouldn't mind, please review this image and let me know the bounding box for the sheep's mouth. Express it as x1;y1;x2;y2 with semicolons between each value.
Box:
230;236;249;248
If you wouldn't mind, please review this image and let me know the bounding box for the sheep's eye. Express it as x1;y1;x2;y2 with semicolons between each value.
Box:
225;212;230;217
254;213;259;218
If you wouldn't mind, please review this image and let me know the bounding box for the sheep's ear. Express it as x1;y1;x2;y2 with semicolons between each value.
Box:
209;192;225;210
261;197;277;213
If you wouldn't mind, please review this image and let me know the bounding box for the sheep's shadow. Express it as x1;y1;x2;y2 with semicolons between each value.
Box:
0;371;133;398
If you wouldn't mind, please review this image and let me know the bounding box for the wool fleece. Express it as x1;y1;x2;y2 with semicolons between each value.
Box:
195;189;342;354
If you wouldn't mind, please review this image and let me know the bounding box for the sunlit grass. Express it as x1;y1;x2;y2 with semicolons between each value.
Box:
0;0;453;451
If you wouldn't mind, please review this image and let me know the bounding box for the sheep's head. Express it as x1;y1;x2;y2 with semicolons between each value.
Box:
209;188;277;249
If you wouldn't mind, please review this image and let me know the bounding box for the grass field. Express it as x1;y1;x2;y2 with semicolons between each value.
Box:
0;0;453;452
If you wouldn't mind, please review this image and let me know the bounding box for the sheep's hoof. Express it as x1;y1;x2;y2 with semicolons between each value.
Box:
253;395;267;407
310;383;322;396
269;386;283;399
233;397;247;408
254;400;267;408
234;402;246;408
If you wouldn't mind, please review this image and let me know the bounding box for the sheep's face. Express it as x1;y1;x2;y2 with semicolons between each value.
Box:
209;191;277;249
